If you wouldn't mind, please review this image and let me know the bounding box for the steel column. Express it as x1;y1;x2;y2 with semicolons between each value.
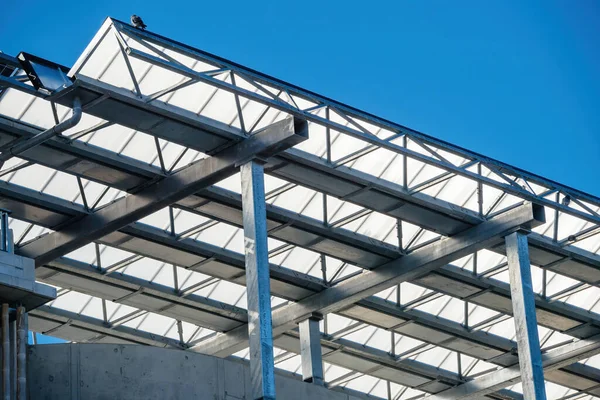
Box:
1;304;8;400
299;313;324;385
240;160;275;400
16;307;26;400
506;231;547;400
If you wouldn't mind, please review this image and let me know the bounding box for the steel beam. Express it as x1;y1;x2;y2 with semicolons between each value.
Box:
17;117;307;267
37;257;248;332
430;333;600;400
194;203;545;357
28;305;182;348
3;116;599;282
299;313;324;385
240;160;275;400
506;232;546;400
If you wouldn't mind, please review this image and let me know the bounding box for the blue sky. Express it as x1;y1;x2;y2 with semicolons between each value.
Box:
1;1;599;196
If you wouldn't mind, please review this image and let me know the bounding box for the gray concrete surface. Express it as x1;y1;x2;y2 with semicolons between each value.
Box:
0;251;55;310
27;344;371;400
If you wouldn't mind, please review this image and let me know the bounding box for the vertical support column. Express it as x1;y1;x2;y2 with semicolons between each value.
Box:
505;231;547;400
16;307;26;400
10;316;16;400
298;313;324;386
0;212;8;252
1;304;8;400
240;160;276;400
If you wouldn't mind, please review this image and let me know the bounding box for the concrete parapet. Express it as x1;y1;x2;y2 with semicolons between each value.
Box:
28;344;371;400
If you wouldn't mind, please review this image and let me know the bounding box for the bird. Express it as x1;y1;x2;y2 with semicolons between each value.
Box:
131;15;147;30
562;195;571;207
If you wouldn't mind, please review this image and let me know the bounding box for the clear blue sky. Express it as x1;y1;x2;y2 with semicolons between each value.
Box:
2;1;599;196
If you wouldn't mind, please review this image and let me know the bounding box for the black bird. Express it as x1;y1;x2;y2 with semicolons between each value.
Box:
131;15;147;30
562;195;571;207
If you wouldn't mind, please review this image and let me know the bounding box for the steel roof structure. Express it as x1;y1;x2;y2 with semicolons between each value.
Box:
1;16;600;400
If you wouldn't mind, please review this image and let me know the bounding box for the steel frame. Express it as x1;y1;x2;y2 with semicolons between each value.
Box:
0;16;599;400
1;115;600;398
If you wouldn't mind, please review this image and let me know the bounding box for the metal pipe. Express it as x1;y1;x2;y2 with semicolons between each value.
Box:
9;317;15;400
0;97;82;163
0;213;7;252
2;304;9;400
15;307;25;400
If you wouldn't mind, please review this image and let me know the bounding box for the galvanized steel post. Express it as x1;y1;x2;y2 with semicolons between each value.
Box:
506;231;547;400
299;313;324;385
240;160;276;400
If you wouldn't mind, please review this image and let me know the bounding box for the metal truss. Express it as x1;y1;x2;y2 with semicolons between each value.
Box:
1;16;600;400
78;18;600;228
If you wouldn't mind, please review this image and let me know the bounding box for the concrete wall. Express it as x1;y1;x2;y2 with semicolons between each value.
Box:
27;344;369;400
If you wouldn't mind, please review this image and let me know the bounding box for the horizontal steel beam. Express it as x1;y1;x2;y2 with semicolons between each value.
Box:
430;334;600;399
29;305;182;348
37;257;247;332
18;116;307;266
32;257;498;395
55;76;245;154
193;203;545;356
0;53;19;68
